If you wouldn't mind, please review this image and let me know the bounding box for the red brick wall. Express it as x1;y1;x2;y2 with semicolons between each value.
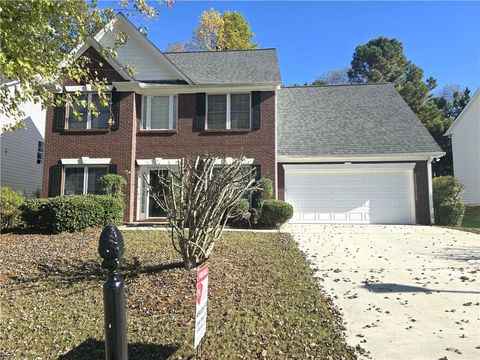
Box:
277;161;431;225
42;92;137;222
43;59;276;223
133;92;276;220
413;161;430;225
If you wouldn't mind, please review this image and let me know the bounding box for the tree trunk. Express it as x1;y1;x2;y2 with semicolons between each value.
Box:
182;255;197;270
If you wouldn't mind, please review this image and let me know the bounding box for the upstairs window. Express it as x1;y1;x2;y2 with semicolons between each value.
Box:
36;140;44;164
206;93;250;130
142;95;177;130
67;93;111;129
64;166;108;195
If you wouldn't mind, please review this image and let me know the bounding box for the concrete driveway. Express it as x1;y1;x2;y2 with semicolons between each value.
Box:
283;224;480;360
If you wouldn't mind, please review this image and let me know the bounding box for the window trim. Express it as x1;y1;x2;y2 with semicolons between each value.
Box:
205;93;251;130
62;165;108;195
141;95;178;130
65;92;112;130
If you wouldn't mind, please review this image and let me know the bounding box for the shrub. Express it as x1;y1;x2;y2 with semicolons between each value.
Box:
22;195;125;233
101;174;126;198
260;200;294;227
229;198;251;226
433;176;465;226
251;178;273;224
254;178;273;203
0;187;25;230
21;198;51;229
93;195;125;225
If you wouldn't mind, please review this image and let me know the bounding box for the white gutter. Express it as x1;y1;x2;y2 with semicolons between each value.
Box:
278;152;446;163
112;81;279;94
427;156;435;224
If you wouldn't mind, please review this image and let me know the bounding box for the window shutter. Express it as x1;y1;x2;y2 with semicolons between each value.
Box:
195;93;206;131
110;90;121;131
53;94;65;132
253;165;261;181
108;164;117;174
135;93;142;126
251;91;261;130
48;165;62;197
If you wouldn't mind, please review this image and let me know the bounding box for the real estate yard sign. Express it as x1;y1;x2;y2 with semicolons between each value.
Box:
194;263;209;349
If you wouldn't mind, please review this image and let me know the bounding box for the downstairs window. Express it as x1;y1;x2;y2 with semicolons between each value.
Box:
64;166;108;195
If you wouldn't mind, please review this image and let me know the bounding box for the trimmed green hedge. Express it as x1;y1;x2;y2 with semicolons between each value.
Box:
260;200;294;227
433;176;465;226
0;187;25;230
22;195;124;233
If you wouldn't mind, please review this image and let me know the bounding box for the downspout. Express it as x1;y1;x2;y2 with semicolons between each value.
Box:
427;156;435;224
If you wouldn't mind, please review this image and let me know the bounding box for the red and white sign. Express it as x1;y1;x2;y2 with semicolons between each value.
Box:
194;263;208;348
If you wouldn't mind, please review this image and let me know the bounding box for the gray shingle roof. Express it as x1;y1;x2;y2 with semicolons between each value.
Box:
278;83;443;157
165;49;281;85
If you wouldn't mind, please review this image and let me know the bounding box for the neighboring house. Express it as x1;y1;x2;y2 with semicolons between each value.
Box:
42;13;444;225
1;80;46;197
445;89;480;206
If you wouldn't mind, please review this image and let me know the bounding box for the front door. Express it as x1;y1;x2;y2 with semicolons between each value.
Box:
138;168;168;220
148;169;167;218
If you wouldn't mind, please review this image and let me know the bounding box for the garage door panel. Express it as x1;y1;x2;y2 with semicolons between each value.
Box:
285;167;414;224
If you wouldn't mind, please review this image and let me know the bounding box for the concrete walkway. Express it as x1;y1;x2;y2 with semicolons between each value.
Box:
283;224;480;360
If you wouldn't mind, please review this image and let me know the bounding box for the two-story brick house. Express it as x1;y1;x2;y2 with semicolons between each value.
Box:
43;13;444;225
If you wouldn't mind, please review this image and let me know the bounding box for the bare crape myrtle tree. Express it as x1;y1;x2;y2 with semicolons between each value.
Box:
146;156;259;269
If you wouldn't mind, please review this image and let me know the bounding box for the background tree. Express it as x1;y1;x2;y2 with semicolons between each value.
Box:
430;85;471;176
347;36;450;135
312;67;350;85
434;85;471;119
0;0;169;132
167;9;257;52
149;156;258;269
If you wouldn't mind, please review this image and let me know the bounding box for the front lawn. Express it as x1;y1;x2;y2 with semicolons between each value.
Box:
462;206;480;233
0;230;353;359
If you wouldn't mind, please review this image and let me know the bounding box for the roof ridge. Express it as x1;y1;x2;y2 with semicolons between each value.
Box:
165;48;277;54
281;82;391;89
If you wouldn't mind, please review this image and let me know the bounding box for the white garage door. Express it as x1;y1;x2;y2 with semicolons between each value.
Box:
284;163;416;224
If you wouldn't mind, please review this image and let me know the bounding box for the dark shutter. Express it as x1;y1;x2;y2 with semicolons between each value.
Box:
108;164;117;174
53;94;65;132
135;93;142;127
251;91;261;130
48;165;62;197
253;165;261;181
194;93;206;131
110;90;120;131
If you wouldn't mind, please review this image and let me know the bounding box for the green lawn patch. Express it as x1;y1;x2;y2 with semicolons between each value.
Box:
0;230;353;359
462;206;480;233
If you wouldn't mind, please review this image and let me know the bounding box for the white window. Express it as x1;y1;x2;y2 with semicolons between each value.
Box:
142;95;177;130
66;93;111;129
63;166;108;195
206;93;251;130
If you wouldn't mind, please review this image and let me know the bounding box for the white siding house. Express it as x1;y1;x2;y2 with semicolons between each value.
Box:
0;81;46;197
445;89;480;206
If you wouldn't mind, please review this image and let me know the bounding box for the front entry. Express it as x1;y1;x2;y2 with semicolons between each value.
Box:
137;169;168;220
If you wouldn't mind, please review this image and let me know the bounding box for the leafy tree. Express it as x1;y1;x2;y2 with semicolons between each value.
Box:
347;36;449;134
0;0;167;132
219;11;257;50
431;85;471;176
192;9;223;51
168;9;257;52
312;67;350;85
434;85;471;119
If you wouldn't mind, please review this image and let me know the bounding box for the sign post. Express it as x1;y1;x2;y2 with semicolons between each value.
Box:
194;263;209;354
